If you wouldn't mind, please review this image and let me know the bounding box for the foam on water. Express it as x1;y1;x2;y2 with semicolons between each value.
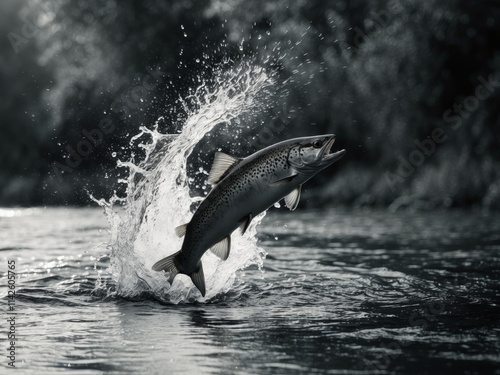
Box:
93;63;274;303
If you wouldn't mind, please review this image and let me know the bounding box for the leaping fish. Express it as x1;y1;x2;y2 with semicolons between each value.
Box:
152;134;346;296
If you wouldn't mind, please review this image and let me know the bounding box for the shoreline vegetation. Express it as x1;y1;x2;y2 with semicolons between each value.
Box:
1;170;499;210
1;1;499;209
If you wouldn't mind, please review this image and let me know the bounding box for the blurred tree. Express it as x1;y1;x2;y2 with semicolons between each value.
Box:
1;0;230;205
207;0;500;209
0;0;499;208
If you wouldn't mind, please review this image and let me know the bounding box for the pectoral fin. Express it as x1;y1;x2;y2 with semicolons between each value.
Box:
210;236;231;260
239;213;253;235
207;152;241;184
270;174;298;187
174;223;188;238
190;262;206;297
284;185;302;211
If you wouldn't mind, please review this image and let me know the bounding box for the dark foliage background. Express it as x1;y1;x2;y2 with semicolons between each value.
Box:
0;0;499;209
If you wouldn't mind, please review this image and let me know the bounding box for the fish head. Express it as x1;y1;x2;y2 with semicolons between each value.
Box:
288;134;346;172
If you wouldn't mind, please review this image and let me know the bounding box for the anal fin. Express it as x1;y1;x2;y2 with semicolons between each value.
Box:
239;213;253;235
190;262;206;297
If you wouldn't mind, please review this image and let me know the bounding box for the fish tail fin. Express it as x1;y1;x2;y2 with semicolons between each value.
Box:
152;250;181;284
190;262;206;297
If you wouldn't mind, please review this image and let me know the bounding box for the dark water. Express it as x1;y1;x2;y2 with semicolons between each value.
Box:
1;207;499;374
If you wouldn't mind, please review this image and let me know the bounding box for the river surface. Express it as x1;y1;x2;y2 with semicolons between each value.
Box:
1;207;499;374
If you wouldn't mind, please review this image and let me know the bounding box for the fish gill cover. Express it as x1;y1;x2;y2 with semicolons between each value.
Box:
92;63;275;303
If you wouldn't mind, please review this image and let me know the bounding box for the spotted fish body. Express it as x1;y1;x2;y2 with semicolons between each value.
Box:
152;134;346;296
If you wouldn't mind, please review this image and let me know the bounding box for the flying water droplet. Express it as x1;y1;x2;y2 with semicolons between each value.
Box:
93;63;274;303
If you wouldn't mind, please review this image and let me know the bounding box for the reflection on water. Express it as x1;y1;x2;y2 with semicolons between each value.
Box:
1;207;499;374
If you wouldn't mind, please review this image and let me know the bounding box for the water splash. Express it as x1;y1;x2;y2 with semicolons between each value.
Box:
93;63;274;303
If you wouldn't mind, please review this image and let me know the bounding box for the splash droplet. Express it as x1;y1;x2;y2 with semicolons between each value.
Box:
93;63;274;303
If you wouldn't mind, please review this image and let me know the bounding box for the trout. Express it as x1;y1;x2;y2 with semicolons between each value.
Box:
152;134;346;296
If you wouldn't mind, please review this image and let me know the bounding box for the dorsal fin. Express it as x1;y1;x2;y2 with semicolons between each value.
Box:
207;152;240;185
174;223;188;237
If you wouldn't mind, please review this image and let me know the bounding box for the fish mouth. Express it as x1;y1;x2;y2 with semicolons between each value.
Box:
321;136;346;163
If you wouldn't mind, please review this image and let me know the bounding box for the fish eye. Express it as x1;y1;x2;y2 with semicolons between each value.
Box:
312;140;323;149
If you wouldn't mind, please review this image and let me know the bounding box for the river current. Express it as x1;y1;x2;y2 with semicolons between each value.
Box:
1;207;499;374
2;63;499;374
